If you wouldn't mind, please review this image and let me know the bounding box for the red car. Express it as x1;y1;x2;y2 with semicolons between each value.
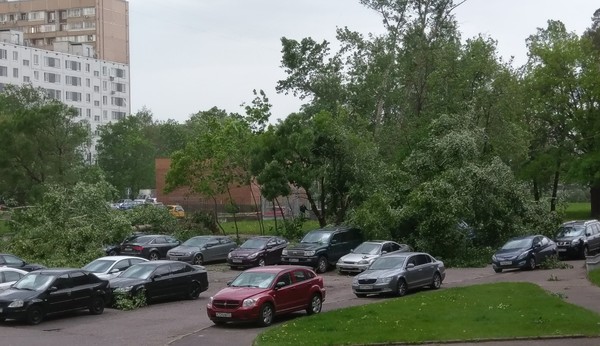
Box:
207;265;326;326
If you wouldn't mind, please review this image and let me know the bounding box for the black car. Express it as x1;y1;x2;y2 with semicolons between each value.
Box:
104;232;147;256
168;236;238;265
492;235;557;273
0;254;45;272
109;260;208;302
281;227;363;273
227;236;288;269
555;220;600;259
0;268;111;325
119;234;181;260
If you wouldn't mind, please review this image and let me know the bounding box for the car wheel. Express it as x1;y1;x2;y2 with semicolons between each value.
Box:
396;279;407;297
316;256;328;273
431;273;442;289
89;296;105;315
306;293;322;315
188;282;202;300
26;305;44;325
108;249;118;256
193;254;204;265
149;251;160;261
528;257;536;270
257;303;274;327
354;293;367;298
494;268;502;273
258;258;266;267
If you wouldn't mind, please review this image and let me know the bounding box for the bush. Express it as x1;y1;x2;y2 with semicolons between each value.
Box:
442;245;495;268
113;292;147;310
274;217;306;242
539;255;574;270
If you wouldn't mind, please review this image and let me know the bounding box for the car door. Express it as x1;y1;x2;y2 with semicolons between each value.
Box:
47;274;75;313
329;232;346;263
169;262;191;296
272;272;295;312
403;255;421;287
215;237;233;261
531;236;546;262
203;239;220;262
69;271;94;309
590;224;600;253
290;269;312;309
264;238;281;265
414;254;435;287
146;264;173;299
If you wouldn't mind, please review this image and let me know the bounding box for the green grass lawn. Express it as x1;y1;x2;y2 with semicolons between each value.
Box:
255;282;600;346
564;202;591;221
588;268;600;287
218;219;319;236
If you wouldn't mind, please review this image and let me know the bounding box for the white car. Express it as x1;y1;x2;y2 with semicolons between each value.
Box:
0;267;28;290
336;241;412;274
82;256;148;280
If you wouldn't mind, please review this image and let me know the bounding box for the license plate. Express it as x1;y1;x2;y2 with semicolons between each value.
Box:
169;257;179;260
215;312;231;318
124;247;131;251
558;248;567;252
232;259;242;263
289;258;299;262
359;285;373;290
500;261;512;266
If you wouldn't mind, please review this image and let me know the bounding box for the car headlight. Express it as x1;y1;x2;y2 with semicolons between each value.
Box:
282;249;288;256
492;255;497;261
357;259;371;265
228;252;233;259
304;250;315;256
209;296;214;306
115;285;133;292
516;252;528;260
352;277;359;285
248;252;258;259
8;299;24;308
377;277;393;284
572;239;582;247
242;298;257;307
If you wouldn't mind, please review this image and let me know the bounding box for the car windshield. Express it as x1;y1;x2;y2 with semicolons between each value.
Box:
183;237;211;247
502;238;533;250
240;238;268;249
230;272;276;288
369;256;406;270
556;226;585;238
353;243;382;255
83;259;114;273
119;265;155;280
129;236;153;244
13;274;54;291
301;231;331;244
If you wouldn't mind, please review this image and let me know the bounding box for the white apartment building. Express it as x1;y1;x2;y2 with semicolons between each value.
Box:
0;29;130;162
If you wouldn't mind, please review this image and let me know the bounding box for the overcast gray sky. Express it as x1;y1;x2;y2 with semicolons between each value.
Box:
128;0;599;123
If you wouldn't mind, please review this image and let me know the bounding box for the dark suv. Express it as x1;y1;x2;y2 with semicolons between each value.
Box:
555;220;600;259
281;227;363;273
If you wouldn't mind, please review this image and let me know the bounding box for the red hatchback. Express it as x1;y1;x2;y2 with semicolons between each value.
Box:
207;265;326;326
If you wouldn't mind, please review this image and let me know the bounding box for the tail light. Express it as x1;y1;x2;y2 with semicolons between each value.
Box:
132;246;144;251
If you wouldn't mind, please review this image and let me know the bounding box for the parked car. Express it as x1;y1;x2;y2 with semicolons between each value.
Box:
168;236;237;265
227;236;288;269
0;254;45;272
82;256;148;280
109;260;208;302
119;234;181;260
281;227;363;273
336;240;412;274
0;268;27;290
103;232;147;256
352;252;445;298
555;220;600;259
0;268;111;325
167;204;185;218
207;265;326;326
492;235;557;273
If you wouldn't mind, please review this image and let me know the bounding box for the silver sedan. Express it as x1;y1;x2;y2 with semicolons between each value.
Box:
351;252;445;297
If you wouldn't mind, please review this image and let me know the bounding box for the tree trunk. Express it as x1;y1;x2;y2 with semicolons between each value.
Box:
550;169;560;212
533;179;540;202
591;185;600;219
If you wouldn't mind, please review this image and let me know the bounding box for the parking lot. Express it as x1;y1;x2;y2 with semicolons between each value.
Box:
1;260;596;346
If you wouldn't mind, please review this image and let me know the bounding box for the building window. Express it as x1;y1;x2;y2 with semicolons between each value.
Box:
67;8;82;17
86;78;90;87
44;56;61;68
113;82;126;93
43;72;61;83
23;59;29;66
102;81;107;91
94;100;100;106
86;109;91;117
93;70;99;77
111;111;126;120
94;115;100;122
45;89;61;100
23;76;30;83
66;91;82;102
12;68;18;78
86;93;91;102
111;97;126;107
33;71;39;80
12;51;18;61
102;66;107;76
65;60;81;71
103;110;107;119
93;85;99;92
65;76;81;86
102;96;107;105
85;63;90;72
0;66;7;77
0;49;7;60
33;55;39;65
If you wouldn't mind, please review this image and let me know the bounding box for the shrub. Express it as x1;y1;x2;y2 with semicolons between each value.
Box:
539;255;574;270
113;292;147;311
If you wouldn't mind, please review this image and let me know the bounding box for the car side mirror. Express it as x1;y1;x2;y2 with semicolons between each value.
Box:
275;281;286;289
534;243;541;248
350;249;354;253
109;268;120;274
586;233;592;237
153;274;162;280
226;280;232;286
406;263;415;269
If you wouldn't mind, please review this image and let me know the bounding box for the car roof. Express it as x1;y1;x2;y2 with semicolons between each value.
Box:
562;220;599;226
244;265;314;274
31;268;84;275
308;226;354;233
0;253;23;257
92;256;148;261
0;267;28;273
130;260;184;267
383;251;429;258
508;235;538;240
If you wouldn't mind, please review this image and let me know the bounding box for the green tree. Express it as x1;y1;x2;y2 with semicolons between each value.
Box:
96;109;156;198
0;85;89;204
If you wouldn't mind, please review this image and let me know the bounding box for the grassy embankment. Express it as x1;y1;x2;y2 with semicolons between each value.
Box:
255;282;600;346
